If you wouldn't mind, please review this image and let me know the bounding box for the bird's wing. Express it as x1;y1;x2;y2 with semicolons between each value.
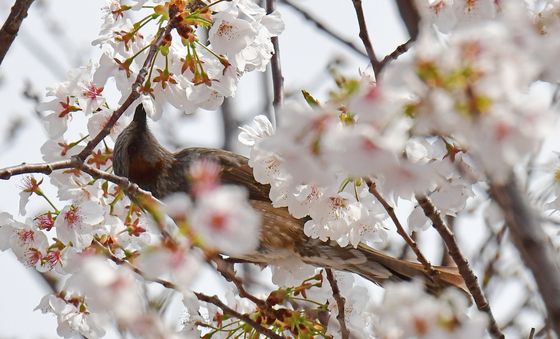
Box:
174;147;271;202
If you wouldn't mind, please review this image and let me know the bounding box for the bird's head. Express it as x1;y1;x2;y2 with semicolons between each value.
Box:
113;104;171;179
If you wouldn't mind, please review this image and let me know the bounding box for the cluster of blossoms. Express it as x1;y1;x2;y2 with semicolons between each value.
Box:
182;269;380;338
40;0;283;159
374;280;487;338
164;159;262;257
1;163;263;336
239;0;560;250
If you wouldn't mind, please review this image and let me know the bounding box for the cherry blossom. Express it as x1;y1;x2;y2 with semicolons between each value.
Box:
35;294;106;339
374;280;488;338
191;185;261;256
54;201;105;249
64;256;144;322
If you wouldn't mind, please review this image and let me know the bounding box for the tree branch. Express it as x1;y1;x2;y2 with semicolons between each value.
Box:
0;159;72;179
368;181;441;287
220;97;236;151
490;177;560;338
209;255;269;311
0;0;35;66
279;0;368;59
393;0;420;41
266;0;284;115
416;195;504;339
194;292;283;339
325;268;350;339
378;38;413;71
350;0;381;75
0;159;146;196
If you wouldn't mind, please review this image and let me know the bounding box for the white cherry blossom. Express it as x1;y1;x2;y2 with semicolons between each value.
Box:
191;185;261;256
54;201;104;249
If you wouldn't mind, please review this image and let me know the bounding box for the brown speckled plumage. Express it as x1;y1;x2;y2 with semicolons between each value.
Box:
113;105;468;294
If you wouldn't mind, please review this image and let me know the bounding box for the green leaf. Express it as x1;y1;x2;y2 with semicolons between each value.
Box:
302;90;320;107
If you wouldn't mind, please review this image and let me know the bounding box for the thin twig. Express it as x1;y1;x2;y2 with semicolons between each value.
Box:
266;0;284;115
528;327;536;339
393;0;420;41
211;256;285;331
261;67;276;128
0;159;172;238
368;181;442;288
350;0;380;75
34;271;58;293
378;38;413;72
212;256;270;311
74;23;173;163
398;231;416;260
440;215;455;266
0;0;35;66
220;97;236;151
194;292;283;339
0;160;144;196
0;159;72;179
490;178;560;338
325;269;350;339
416;195;505;339
279;0;368;59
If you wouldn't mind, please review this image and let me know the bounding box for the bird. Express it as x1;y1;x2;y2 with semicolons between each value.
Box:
113;104;467;294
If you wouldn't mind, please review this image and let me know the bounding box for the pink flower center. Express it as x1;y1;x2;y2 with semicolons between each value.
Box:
36;214;55;231
494;121;511;142
330;196;346;209
169;250;186;269
64;207;82;227
83;83;104;100
209;212;228;231
361;137;378;152
217;21;234;39
45;250;62;268
17;229;35;245
25;248;42;266
365;85;380;101
307;186;320;202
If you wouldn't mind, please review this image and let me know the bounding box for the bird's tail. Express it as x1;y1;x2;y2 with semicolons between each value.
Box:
299;239;468;296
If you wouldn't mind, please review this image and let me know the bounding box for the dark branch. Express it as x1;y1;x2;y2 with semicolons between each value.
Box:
393;0;420;41
220;98;236;151
0;159;72;179
212;256;277;321
0;0;35;66
266;0;284;115
194;292;283;339
378;38;413;72
417;195;504;339
490;177;560;338
350;0;381;75
368;181;442;288
325;269;350;339
0;159;147;196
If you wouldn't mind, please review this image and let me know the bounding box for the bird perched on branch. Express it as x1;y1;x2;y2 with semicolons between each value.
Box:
113;105;467;294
